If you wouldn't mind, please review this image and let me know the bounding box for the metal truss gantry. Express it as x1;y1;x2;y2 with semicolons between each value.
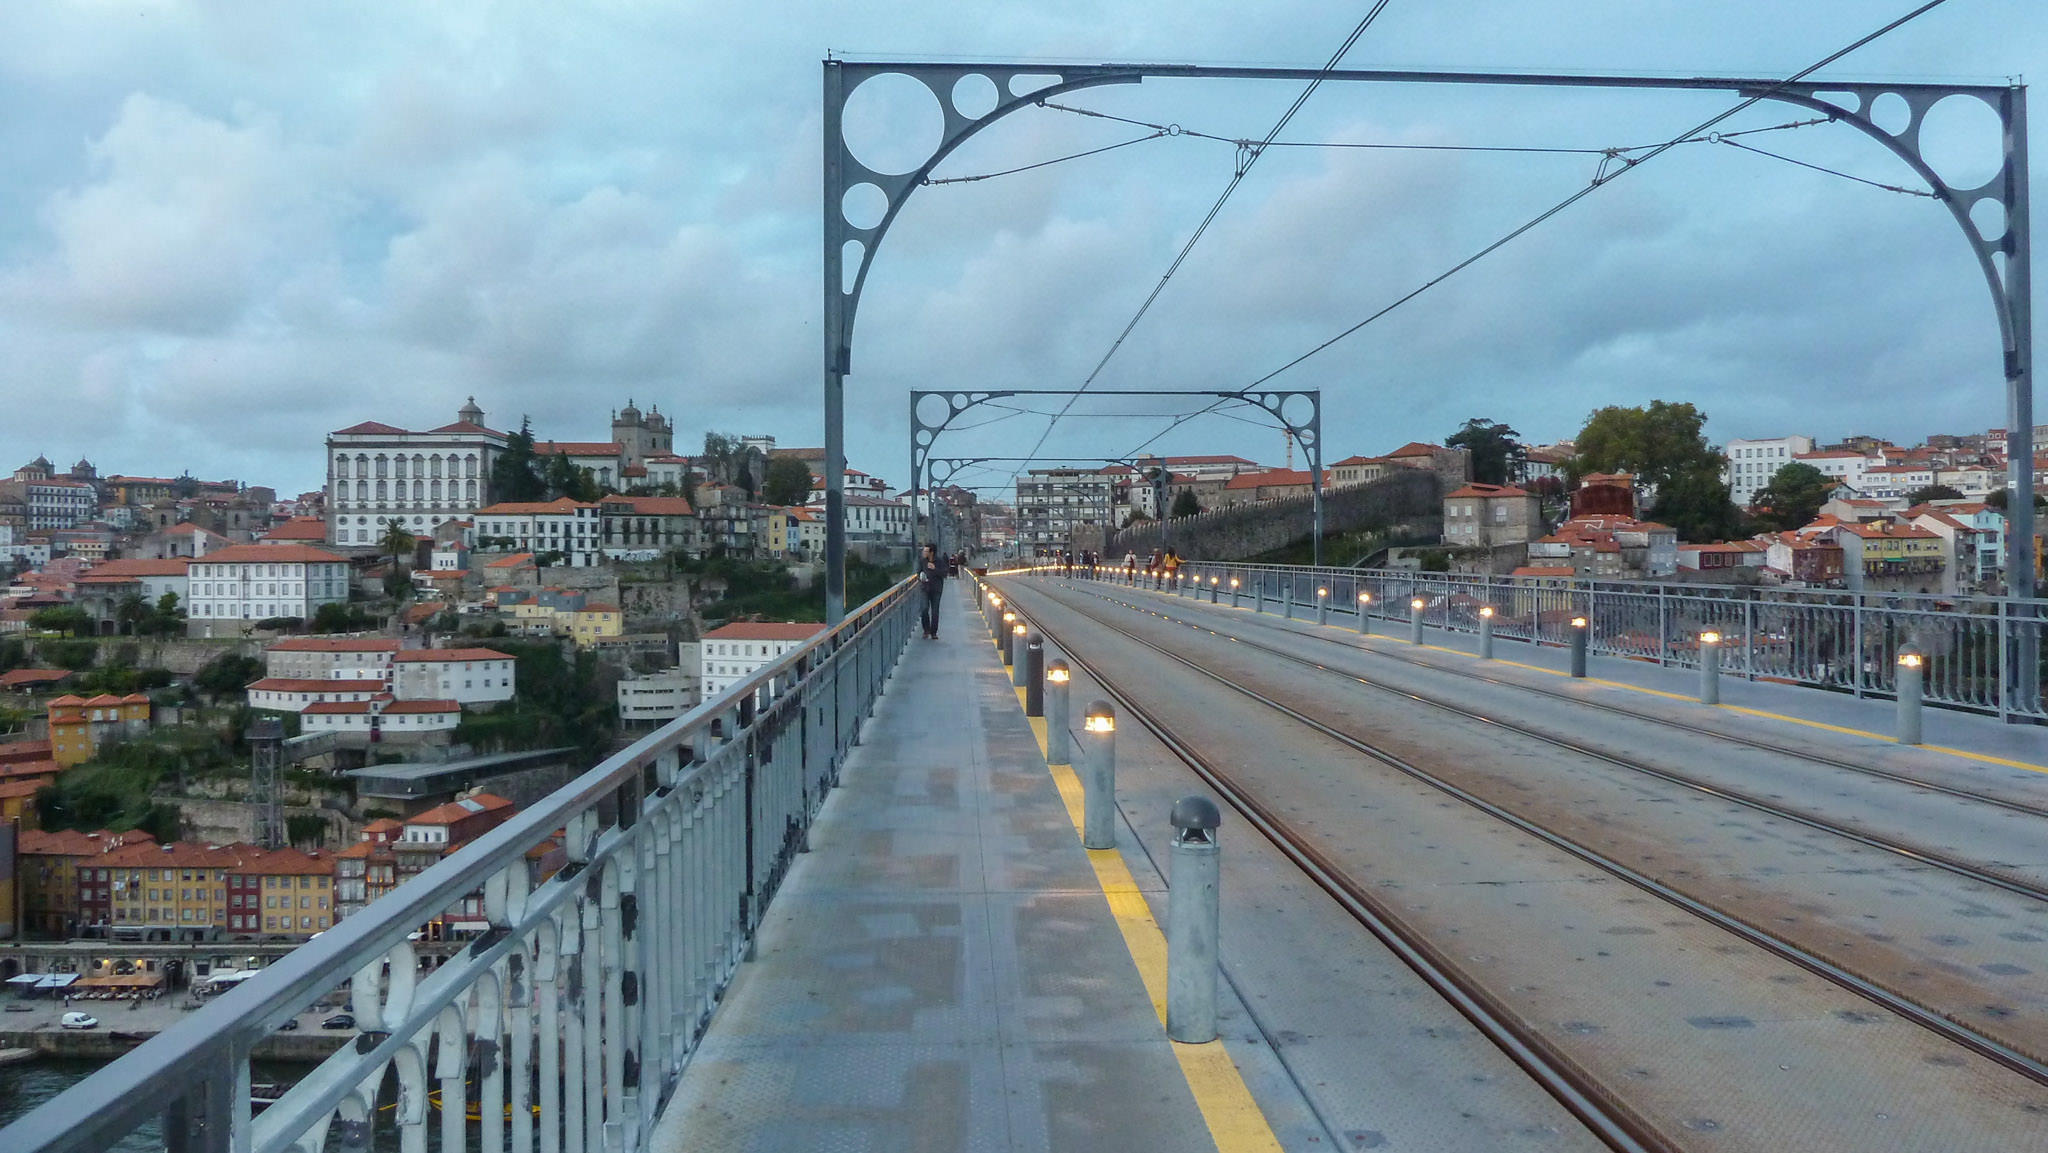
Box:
909;388;1322;559
825;60;2031;622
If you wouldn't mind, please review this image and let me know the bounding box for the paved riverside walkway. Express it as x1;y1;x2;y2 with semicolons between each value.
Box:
651;587;1294;1152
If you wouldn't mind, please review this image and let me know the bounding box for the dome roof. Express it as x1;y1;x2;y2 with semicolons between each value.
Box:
618;397;642;421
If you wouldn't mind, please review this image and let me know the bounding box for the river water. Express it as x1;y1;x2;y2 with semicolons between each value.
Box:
0;1057;410;1150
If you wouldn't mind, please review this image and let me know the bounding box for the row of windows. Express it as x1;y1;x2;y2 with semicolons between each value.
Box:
197;583;303;597
336;479;479;503
193;564;314;579
335;452;480;479
228;914;330;931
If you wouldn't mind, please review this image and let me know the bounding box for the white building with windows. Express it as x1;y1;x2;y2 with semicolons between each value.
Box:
1722;435;1816;506
186;544;351;634
391;648;516;706
326;398;505;549
699;622;822;700
472;499;603;566
263;636;401;682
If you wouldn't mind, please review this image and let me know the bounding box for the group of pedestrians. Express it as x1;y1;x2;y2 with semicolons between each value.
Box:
1118;547;1180;588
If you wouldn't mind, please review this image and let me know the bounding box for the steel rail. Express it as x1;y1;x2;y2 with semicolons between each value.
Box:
1126;581;2048;823
1083;585;2048;904
982;581;1679;1153
998;577;2048;1089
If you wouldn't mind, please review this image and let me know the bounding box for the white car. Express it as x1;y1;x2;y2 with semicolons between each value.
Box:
60;1011;98;1029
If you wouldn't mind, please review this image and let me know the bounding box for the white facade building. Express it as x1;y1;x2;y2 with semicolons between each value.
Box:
1792;449;1878;494
263;637;401;682
246;678;388;713
699;623;822;700
1722;435;1816;506
326;398;505;549
391;648;516;706
472;499;603;566
617;668;699;724
841;494;913;544
187;544;350;634
301;698;461;735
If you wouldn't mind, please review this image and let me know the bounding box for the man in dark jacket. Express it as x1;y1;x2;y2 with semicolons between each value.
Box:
919;544;945;639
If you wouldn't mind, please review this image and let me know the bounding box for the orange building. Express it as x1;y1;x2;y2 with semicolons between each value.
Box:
46;693;152;767
18;828;154;936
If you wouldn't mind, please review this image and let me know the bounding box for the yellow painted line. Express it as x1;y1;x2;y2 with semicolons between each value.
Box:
996;636;1282;1152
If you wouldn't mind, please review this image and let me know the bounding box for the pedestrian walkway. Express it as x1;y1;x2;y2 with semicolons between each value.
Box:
650;588;1288;1152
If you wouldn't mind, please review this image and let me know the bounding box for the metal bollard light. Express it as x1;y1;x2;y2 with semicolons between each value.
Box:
1569;615;1589;678
1357;591;1372;635
1045;660;1071;765
1478;604;1495;658
1229;577;1241;608
1011;623;1029;686
1001;612;1017;664
1897;646;1924;745
1283;581;1294;619
1082;701;1117;850
1698;630;1722;705
1409;597;1425;645
1209;575;1220;603
1166;795;1222;1044
1253;578;1263;614
1025;634;1045;714
1316;586;1329;626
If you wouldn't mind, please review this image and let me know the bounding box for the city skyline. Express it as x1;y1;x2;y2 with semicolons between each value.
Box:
0;2;2041;498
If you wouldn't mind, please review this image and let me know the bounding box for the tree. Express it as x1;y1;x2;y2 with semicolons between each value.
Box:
1750;462;1835;533
1445;418;1524;486
114;593;151;636
148;591;185;637
1905;484;1966;506
1568;400;1720;492
490;417;547;503
542;453;600;501
379;519;418;600
762;456;812;506
1650;465;1749;543
1171;489;1201;518
31;606;93;637
194;652;264;697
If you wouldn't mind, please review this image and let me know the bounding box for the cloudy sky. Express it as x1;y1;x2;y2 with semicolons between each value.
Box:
0;1;2039;502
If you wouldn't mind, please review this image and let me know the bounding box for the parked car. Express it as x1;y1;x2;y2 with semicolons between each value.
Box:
321;1013;354;1030
277;1017;300;1031
60;1012;99;1030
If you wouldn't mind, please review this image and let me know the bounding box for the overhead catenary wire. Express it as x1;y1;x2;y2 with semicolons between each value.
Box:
1002;1;1396;488
1112;0;1953;463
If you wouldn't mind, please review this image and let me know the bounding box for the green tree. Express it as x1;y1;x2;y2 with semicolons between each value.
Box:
194;652;264;697
1750;462;1836;533
491;417;547;503
542;453;600;502
761;456;813;506
1445;418;1524;486
1568;400;1719;491
114;593;151;636
1905;483;1966;506
1171;489;1201;518
31;606;93;637
312;602;372;633
1650;465;1748;543
148;591;185;636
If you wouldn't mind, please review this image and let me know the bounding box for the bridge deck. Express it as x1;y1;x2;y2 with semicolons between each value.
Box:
649;588;1299;1153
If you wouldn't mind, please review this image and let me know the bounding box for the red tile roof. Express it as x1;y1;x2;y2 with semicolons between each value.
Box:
601;495;695;516
249;678;385;694
0;668;73;688
393;647;510;663
268;637;400;653
407;793;515;827
703;622;826;641
1445;483;1531;499
381;699;460;714
474;499;597;516
261;517;329;541
333;421;408;435
76;558;191;581
533;441;620;457
199;544;348;565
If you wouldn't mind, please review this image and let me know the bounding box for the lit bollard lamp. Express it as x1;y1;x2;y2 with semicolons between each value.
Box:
1001;612;1017;663
1698;629;1722;705
1209;575;1220;603
1166;795;1222;1044
1045;660;1071;765
1082;701;1117;850
1478;604;1495;658
1011;622;1029;686
988;593;1004;639
1569;615;1589;678
1409;597;1425;645
1357;591;1372;635
1897;645;1924;745
1229;576;1241;608
1024;633;1044;710
1316;586;1329;626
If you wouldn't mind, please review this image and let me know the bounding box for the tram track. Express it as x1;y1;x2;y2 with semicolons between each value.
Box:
1080;581;2048;903
990;577;2048;1104
1128;578;2048;822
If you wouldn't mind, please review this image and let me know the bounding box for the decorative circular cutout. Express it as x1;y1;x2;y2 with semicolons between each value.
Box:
915;393;955;429
842;182;888;231
842;72;944;176
1868;92;1912;136
1280;393;1317;431
953;73;998;119
841;240;865;294
1917;93;2004;192
1969;196;2007;243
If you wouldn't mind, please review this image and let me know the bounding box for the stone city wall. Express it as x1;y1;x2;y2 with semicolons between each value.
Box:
1109;470;1443;561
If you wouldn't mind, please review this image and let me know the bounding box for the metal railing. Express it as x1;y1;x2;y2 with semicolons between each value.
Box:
3;577;919;1153
1065;560;2046;722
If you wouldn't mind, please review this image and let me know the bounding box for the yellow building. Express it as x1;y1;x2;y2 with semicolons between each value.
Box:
46;693;152;767
569;603;622;646
100;841;241;932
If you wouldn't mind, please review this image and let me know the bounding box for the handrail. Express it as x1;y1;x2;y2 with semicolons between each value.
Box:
2;575;920;1153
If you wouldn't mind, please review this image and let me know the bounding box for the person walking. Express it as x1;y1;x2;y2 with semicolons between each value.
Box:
919;544;945;639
